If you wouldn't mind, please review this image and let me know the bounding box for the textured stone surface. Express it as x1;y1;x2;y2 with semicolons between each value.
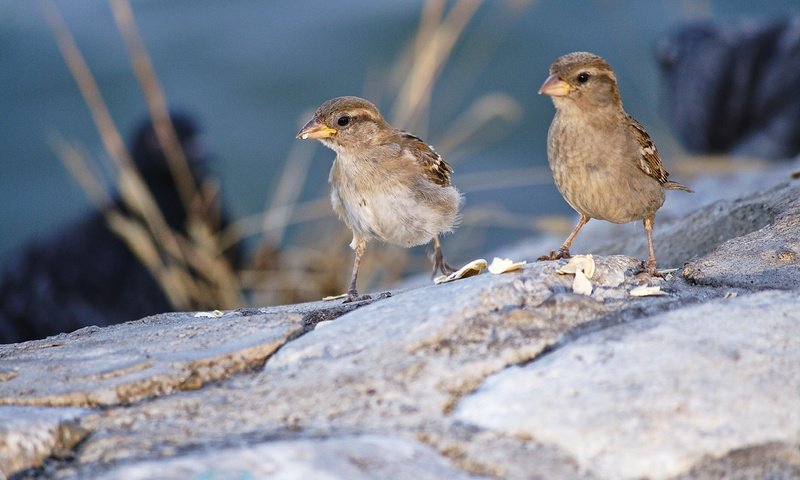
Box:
73;256;674;466
3;173;800;480
683;184;800;289
0;300;370;408
455;290;800;480
91;435;482;480
672;442;800;480
0;407;87;478
0;311;302;407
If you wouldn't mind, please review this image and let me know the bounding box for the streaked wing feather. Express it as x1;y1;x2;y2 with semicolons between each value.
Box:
400;132;453;186
628;115;670;184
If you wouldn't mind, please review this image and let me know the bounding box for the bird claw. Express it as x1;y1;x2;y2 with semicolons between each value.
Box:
537;249;571;261
343;292;372;303
432;259;456;278
637;261;664;278
429;244;455;277
342;291;392;304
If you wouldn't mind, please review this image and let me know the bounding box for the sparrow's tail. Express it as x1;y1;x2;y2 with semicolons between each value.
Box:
664;181;693;193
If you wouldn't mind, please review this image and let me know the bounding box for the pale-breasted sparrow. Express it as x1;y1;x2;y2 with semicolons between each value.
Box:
297;96;462;301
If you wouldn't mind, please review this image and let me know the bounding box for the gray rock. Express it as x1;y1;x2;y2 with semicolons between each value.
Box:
683;183;800;289
7;255;689;479
2;171;799;479
0;407;87;478
91;435;483;480
672;442;800;480
0;311;303;407
0;300;367;408
454;290;800;480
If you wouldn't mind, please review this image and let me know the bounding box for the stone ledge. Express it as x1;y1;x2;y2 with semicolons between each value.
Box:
4;175;800;480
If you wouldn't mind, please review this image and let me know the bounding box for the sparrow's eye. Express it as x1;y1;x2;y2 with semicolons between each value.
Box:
576;72;590;84
337;116;350;127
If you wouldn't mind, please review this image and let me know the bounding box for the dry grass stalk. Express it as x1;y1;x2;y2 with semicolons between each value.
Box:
260;143;317;246
109;0;200;216
110;0;242;304
44;0;242;311
47;0;543;309
434;93;522;156
390;0;484;131
42;1;186;264
47;134;112;210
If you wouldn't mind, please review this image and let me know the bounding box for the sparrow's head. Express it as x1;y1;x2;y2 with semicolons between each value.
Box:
538;52;622;111
296;96;390;153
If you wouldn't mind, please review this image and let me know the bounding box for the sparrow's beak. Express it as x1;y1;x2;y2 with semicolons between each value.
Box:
297;118;337;140
538;74;571;97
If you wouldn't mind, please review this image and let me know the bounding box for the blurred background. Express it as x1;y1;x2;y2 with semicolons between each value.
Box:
0;0;797;341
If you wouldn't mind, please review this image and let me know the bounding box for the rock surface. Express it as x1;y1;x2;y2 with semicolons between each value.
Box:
94;435;480;480
0;407;87;477
1;173;799;480
455;290;800;479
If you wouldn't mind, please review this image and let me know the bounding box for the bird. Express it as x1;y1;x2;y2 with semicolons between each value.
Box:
297;96;462;302
537;51;692;276
0;112;239;344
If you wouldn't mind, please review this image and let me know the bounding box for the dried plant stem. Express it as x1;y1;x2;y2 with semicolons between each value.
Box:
219;197;332;252
42;1;247;310
261;143;317;246
42;2;129;173
112;0;243;306
48;133;112;210
109;0;200;215
434;93;522;155
391;0;483;130
42;1;186;266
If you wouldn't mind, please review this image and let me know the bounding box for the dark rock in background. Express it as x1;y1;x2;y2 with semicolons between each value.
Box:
0;113;238;344
658;17;800;160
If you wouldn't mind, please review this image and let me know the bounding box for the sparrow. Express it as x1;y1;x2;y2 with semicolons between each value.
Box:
297;96;462;302
538;52;692;275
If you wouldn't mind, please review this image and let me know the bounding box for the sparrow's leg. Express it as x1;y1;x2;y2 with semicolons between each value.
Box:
642;216;663;277
344;235;371;303
538;214;590;261
430;235;455;277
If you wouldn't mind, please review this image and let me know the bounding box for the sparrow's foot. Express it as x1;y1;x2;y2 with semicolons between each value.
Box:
343;291;372;303
430;239;456;277
432;258;456;277
343;291;392;303
637;261;664;278
537;248;572;261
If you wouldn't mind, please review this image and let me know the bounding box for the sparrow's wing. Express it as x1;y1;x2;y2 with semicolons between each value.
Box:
400;132;453;187
628;115;693;192
627;115;671;184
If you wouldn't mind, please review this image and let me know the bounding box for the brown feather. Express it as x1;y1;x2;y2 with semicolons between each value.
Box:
628;116;694;192
627;115;670;184
399;132;453;187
